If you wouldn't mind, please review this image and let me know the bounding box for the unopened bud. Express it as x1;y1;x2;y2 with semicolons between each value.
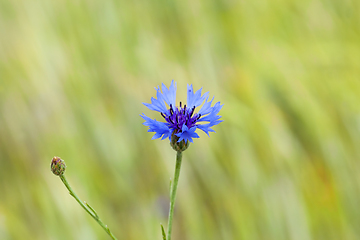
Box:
51;156;66;176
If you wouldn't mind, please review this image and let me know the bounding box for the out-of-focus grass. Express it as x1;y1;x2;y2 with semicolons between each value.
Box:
0;0;360;239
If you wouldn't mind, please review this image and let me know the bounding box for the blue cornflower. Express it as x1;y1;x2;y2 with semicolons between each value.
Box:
141;80;223;145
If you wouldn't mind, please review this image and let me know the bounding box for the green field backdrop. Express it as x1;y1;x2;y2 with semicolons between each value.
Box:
1;0;360;239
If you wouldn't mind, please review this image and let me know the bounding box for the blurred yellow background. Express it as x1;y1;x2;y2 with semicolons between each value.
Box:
0;0;360;239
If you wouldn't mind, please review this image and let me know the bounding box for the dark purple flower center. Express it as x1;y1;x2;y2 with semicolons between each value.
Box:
161;102;201;132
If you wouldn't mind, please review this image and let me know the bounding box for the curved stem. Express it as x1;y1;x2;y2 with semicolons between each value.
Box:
60;175;118;240
166;151;183;240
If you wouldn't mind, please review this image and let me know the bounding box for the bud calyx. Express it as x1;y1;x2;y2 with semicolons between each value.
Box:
51;156;66;176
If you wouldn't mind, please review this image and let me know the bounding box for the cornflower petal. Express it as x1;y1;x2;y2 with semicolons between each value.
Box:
198;96;214;116
161;80;177;108
140;114;172;140
186;84;209;109
197;102;224;122
175;125;199;143
143;86;168;113
197;120;223;136
196;124;216;136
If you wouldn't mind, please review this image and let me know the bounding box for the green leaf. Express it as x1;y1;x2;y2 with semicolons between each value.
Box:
161;224;167;240
85;201;99;218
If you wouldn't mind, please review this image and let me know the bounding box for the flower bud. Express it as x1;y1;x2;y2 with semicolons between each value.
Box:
170;132;190;152
51;156;66;176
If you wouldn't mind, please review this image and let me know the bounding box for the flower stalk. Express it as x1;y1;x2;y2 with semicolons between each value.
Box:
166;151;183;240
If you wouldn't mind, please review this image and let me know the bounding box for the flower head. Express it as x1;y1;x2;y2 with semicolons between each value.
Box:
141;80;223;145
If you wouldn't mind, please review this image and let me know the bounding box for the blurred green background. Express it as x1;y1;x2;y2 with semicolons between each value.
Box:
0;0;360;239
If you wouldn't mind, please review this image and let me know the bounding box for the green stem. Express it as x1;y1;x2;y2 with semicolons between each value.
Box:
166;151;183;240
59;175;118;240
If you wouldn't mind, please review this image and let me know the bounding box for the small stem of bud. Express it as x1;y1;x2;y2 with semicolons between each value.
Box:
54;164;118;240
